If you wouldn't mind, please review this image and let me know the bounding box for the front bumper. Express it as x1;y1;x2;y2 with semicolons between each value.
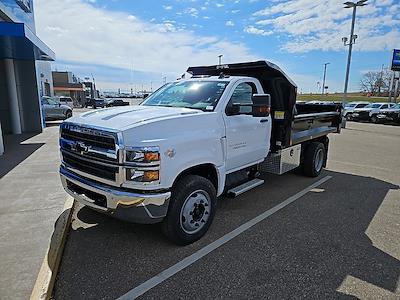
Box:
60;166;171;224
351;112;370;121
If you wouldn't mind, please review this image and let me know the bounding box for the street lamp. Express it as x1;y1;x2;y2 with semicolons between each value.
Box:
218;54;223;66
322;62;330;96
342;0;368;106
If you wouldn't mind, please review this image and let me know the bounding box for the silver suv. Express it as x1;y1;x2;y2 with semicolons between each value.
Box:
41;96;73;121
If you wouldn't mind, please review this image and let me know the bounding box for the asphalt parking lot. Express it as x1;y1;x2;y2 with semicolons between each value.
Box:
53;121;400;299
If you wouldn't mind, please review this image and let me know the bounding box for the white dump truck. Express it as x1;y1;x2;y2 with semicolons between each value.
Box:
59;61;342;245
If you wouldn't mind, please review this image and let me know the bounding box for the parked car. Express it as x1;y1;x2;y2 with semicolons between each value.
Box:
105;99;130;107
57;96;74;108
41;96;73;121
59;60;342;245
343;102;369;120
85;98;106;108
352;102;396;123
376;103;400;124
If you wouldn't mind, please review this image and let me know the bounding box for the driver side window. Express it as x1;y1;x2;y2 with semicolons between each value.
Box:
228;82;257;114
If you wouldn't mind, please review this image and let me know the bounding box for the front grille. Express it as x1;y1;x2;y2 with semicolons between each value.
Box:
60;124;121;183
357;111;370;119
61;127;116;150
63;151;118;181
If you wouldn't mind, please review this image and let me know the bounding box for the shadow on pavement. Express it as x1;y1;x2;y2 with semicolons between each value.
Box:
0;133;44;178
53;170;399;299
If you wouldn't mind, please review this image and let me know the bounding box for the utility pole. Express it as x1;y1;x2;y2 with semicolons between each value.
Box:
378;64;384;96
342;0;368;106
321;63;330;96
218;54;223;66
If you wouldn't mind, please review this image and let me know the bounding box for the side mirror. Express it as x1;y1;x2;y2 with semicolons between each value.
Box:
252;94;271;117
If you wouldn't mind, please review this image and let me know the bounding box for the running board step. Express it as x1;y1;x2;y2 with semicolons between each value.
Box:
227;178;264;197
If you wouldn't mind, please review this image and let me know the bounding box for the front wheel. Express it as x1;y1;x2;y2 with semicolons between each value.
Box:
370;115;378;123
162;175;217;245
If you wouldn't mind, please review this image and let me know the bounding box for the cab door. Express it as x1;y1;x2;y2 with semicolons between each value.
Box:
223;81;271;172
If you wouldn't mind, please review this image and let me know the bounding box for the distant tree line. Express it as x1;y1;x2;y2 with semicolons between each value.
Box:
360;70;394;96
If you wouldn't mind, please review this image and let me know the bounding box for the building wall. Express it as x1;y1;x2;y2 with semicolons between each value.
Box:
36;60;53;97
0;0;36;32
0;59;42;134
15;59;42;132
0;59;11;133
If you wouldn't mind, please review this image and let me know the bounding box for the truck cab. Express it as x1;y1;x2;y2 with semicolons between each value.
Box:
59;61;341;245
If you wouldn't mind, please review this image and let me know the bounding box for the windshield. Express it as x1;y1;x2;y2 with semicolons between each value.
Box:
364;104;381;109
42;97;59;105
141;81;229;111
345;103;356;108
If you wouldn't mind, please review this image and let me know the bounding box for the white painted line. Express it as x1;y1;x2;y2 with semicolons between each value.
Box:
118;175;332;300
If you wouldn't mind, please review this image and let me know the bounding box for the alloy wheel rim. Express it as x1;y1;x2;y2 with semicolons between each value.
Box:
315;148;324;172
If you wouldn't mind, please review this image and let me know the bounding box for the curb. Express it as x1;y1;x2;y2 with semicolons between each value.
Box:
30;197;75;300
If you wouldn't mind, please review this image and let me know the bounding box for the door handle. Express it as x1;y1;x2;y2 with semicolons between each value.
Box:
260;119;269;123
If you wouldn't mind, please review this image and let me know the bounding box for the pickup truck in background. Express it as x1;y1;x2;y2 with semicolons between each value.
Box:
59;61;342;245
376;103;400;124
352;102;396;123
343;101;369;120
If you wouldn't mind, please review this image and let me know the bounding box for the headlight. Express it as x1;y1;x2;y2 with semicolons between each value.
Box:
126;169;159;182
125;146;160;163
125;146;160;183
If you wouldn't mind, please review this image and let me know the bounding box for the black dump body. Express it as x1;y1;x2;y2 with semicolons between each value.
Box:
187;61;342;152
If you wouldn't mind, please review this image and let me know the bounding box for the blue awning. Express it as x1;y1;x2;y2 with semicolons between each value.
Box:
0;22;55;61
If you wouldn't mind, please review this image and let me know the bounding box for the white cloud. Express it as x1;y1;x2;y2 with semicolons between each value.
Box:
253;0;400;53
162;5;173;10
34;0;258;79
244;25;273;36
185;7;199;18
226;20;235;26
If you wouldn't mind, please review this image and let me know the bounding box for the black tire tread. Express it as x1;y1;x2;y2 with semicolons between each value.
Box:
303;142;325;178
161;175;216;245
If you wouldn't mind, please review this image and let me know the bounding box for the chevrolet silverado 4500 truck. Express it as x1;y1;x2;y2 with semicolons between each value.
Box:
59;61;342;245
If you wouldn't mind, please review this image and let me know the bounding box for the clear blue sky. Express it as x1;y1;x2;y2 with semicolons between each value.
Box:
34;0;399;93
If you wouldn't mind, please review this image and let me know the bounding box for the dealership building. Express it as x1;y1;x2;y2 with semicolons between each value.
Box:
0;0;55;155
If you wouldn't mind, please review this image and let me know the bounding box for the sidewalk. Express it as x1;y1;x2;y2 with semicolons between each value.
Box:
0;125;67;299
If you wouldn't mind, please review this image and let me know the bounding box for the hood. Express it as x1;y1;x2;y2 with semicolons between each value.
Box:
379;107;400;113
354;107;373;112
67;105;202;131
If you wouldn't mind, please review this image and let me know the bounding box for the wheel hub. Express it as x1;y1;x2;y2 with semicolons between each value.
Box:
180;191;211;234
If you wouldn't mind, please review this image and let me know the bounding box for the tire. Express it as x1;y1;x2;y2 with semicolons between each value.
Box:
162;175;217;245
370;115;378;123
303;142;325;178
65;110;73;119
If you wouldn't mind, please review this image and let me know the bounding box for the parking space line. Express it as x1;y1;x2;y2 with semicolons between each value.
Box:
118;175;332;300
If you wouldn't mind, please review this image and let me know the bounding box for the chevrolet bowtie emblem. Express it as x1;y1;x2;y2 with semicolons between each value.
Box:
72;141;89;154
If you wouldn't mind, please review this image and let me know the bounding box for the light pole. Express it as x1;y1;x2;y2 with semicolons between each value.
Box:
342;0;368;106
218;54;223;65
322;63;330;96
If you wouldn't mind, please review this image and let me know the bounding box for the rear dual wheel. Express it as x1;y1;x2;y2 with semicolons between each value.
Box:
303;142;326;178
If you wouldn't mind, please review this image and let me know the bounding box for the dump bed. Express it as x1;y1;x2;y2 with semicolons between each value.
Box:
187;61;342;152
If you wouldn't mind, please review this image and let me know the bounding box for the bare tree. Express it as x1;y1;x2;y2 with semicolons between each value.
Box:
360;70;392;96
